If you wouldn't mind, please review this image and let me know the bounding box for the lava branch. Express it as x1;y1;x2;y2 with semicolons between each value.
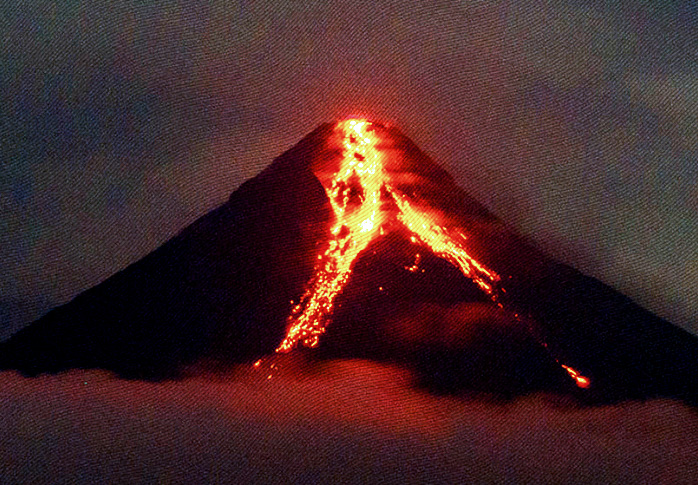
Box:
390;189;499;296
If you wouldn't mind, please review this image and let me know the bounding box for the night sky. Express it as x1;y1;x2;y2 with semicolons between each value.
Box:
1;1;696;337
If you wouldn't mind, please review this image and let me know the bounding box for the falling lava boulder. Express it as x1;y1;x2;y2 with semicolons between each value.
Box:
0;120;696;406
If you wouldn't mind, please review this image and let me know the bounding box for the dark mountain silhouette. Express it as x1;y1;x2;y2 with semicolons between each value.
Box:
1;120;696;406
0;123;336;379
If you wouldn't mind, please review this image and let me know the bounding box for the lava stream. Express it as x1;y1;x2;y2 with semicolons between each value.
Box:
272;118;590;390
276;120;386;351
276;119;499;352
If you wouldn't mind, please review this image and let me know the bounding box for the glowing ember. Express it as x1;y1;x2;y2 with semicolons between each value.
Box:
404;253;422;273
276;119;499;352
561;365;592;389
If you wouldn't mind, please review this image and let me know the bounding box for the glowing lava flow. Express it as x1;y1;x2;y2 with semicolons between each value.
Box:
276;119;501;351
273;119;591;390
391;193;499;296
561;364;591;389
276;120;385;351
276;119;501;352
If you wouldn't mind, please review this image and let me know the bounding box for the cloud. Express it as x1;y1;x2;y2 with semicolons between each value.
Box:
1;361;697;483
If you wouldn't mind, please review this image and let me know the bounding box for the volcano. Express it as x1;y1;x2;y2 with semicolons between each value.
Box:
1;120;696;405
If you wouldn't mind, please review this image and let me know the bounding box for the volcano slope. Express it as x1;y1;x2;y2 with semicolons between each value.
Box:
1;120;696;405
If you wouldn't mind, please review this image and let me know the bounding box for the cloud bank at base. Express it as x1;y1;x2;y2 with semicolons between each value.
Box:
1;361;697;484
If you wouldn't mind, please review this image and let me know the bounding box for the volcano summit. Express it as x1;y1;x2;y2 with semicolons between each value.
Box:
1;120;696;405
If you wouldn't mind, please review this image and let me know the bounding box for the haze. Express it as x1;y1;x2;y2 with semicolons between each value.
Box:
2;361;697;483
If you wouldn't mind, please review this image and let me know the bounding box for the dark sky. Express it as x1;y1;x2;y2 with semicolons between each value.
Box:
1;1;696;337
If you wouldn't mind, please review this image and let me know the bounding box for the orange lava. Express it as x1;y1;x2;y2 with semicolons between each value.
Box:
272;118;591;392
276;120;387;351
561;365;592;389
276;119;499;352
